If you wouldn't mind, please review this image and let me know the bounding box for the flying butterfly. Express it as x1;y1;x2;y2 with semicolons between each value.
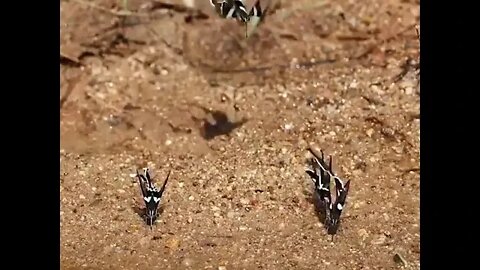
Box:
133;168;171;229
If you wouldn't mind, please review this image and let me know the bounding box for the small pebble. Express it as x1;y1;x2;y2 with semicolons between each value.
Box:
79;194;86;200
117;189;126;194
283;123;294;131
189;196;195;201
165;237;180;250
239;226;248;231
240;198;250;205
218;266;227;270
182;257;194;267
405;87;414;95
371;234;386;245
349;81;358;89
357;229;368;241
187;217;193;223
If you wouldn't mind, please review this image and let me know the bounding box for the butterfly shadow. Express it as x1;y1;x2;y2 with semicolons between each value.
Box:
305;190;329;228
131;205;166;223
191;105;248;141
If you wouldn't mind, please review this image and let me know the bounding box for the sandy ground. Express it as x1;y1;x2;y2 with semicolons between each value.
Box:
60;0;420;269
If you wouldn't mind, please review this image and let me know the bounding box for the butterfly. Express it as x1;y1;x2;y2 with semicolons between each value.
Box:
328;176;351;237
133;168;171;229
305;149;333;222
305;148;351;239
210;0;268;38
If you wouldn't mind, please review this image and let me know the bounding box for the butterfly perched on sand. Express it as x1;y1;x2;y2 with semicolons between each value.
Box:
305;149;333;221
210;0;269;37
305;148;351;239
328;176;351;236
132;168;171;229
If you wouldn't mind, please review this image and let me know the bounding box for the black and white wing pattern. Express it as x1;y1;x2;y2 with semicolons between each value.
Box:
134;168;171;229
245;0;269;37
305;148;352;240
305;148;333;208
210;0;269;37
327;176;351;237
210;0;250;22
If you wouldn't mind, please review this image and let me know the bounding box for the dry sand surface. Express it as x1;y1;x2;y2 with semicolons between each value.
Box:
60;0;420;269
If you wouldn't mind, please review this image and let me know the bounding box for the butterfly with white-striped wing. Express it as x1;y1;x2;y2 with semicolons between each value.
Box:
133;168;170;229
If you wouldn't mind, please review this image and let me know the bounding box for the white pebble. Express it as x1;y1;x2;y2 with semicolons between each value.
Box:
283;123;294;131
240;198;250;205
405;87;414;95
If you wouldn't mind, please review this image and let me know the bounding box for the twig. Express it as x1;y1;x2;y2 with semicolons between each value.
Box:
60;52;82;67
149;1;209;16
69;0;149;17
